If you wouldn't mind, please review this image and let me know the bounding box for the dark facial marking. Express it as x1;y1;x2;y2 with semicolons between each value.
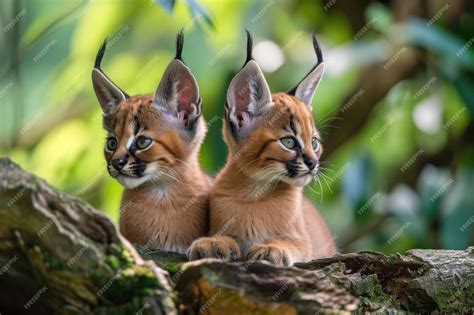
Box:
133;115;140;135
286;158;301;177
129;160;147;176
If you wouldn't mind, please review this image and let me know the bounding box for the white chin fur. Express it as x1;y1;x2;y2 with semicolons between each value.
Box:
280;174;313;187
117;175;152;189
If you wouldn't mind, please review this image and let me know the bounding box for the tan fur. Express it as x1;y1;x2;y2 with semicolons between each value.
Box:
188;93;336;265
103;95;212;254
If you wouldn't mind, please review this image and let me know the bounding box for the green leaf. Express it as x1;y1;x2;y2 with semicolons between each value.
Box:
185;0;214;28
153;0;176;13
442;71;474;117
365;2;393;32
400;19;474;71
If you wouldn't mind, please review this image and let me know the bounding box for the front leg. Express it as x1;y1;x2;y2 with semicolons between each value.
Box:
187;236;241;261
246;237;309;267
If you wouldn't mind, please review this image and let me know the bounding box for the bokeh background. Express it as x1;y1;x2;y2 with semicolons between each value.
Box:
1;0;473;254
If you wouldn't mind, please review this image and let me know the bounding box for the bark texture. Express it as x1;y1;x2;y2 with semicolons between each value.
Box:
0;158;176;315
0;158;472;314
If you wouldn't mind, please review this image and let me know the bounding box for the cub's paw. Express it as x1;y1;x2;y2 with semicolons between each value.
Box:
187;236;241;261
246;244;293;266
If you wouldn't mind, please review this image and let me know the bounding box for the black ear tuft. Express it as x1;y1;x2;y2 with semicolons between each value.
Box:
287;33;325;107
312;33;323;65
244;29;253;65
92;38;129;111
94;38;108;69
175;29;184;61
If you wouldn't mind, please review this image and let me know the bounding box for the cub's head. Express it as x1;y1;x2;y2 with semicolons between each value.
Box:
224;31;325;187
92;32;205;189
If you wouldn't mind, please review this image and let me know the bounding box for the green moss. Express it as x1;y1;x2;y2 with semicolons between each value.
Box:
106;255;121;270
350;274;396;310
133;247;187;274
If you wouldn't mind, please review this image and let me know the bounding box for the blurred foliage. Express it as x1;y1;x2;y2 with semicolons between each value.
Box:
0;0;473;253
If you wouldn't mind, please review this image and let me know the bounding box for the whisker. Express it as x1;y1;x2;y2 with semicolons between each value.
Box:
318;172;334;194
316;174;324;203
252;164;279;179
306;183;320;195
172;157;192;169
236;158;261;174
315;108;340;125
318;166;336;174
160;167;183;184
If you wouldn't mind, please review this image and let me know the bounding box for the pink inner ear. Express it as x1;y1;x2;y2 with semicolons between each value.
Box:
177;82;193;112
176;74;198;126
232;81;252;127
235;91;250;123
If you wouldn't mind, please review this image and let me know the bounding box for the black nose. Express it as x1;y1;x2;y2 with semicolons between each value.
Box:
111;156;127;170
304;156;318;171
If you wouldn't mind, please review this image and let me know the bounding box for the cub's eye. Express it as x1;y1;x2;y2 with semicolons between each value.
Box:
136;136;152;150
312;137;320;152
280;137;297;150
106;137;117;151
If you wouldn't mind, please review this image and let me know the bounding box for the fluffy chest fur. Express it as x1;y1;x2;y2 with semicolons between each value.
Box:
120;176;210;254
210;181;305;252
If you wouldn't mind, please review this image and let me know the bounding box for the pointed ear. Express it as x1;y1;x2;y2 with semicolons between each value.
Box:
91;39;128;113
294;62;324;107
226;30;272;140
153;31;202;130
226;60;272;139
288;34;324;109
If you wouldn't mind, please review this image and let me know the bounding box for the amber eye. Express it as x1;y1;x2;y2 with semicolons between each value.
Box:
312;137;320;152
106;137;117;151
280;137;297;150
136;136;152;150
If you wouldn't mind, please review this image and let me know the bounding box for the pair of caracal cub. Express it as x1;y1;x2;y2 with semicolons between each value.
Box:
91;30;336;266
